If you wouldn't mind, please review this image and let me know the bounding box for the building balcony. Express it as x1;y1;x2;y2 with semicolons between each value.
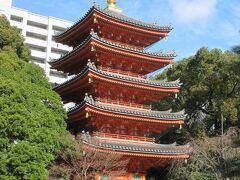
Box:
51;41;71;52
49;75;68;85
27;25;48;36
30;49;46;59
27;15;48;29
49;52;61;60
25;37;47;48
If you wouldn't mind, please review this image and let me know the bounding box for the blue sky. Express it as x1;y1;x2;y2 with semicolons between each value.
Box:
13;0;240;62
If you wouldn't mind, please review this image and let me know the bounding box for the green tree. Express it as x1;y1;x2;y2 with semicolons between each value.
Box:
0;15;29;61
0;15;67;179
231;30;240;54
232;45;240;54
154;48;240;137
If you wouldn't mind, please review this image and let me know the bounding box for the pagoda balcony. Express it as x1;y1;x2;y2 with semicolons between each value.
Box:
93;132;155;143
98;66;147;79
96;97;151;110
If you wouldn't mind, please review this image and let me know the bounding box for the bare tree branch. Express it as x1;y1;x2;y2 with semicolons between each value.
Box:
50;135;128;180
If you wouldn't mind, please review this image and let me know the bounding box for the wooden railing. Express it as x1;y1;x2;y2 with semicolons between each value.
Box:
98;66;147;79
93;132;155;143
96;97;151;110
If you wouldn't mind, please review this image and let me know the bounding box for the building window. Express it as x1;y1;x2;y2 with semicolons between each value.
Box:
30;56;45;64
27;20;47;29
52;25;65;31
52;25;66;35
26;32;47;41
10;15;23;22
28;44;46;52
51;47;68;55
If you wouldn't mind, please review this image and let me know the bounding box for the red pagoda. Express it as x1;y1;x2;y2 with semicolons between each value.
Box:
51;1;190;179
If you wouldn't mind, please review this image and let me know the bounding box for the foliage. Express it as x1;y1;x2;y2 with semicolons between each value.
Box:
155;126;192;145
154;48;240;137
50;134;128;180
168;128;240;180
154;47;240;179
0;16;30;61
232;45;240;54
0;15;67;179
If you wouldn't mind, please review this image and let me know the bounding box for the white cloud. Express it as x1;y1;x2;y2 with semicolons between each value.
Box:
169;0;217;24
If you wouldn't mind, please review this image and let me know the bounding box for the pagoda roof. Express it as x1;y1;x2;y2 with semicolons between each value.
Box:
50;31;176;67
68;94;185;122
81;132;190;157
55;4;172;40
54;60;180;92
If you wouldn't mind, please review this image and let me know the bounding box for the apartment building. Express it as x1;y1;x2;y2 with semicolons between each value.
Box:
0;0;73;84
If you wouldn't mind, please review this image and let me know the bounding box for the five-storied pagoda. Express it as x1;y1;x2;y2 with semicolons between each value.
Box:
51;0;190;179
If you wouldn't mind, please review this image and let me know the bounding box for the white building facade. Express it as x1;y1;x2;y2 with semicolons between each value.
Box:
0;0;73;84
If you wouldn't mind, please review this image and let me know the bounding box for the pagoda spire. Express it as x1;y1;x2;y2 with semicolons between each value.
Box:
107;0;116;6
107;0;122;13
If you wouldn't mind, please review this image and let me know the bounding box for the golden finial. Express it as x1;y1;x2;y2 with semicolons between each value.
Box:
107;0;122;13
107;0;116;7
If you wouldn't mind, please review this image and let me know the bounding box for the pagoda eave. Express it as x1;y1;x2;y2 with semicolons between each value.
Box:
54;8;95;45
84;143;190;159
53;62;180;98
89;72;180;93
68;109;183;136
94;11;171;36
55;6;172;47
91;39;174;63
93;10;173;35
50;33;175;74
87;106;184;124
55;79;176;105
81;133;190;159
67;96;185;125
83;142;189;172
68;105;185;125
